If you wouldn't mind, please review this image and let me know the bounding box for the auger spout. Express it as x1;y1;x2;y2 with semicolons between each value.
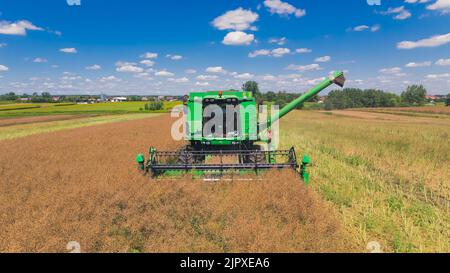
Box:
269;71;345;125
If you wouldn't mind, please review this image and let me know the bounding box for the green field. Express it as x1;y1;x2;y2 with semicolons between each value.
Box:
0;101;182;117
281;110;450;252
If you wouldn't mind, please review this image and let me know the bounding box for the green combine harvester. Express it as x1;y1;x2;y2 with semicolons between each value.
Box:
137;71;345;182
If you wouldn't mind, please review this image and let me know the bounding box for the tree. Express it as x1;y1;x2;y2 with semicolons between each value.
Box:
264;91;276;102
446;94;450;107
41;92;51;98
242;81;262;103
1;92;18;101
401;85;427;106
144;101;163;111
323;88;401;110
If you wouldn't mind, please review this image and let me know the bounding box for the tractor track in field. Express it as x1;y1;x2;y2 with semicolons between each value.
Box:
0;114;354;252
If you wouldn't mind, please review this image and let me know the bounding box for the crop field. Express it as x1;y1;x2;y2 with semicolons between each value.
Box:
282;109;449;252
0;113;161;141
0;114;352;252
0;107;448;253
353;106;450;118
0;101;181;117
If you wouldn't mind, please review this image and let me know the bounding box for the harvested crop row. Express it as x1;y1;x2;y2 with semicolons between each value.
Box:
0;115;89;127
0;115;354;252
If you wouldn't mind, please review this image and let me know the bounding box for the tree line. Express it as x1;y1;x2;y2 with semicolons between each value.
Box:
0;92;56;102
242;81;449;110
323;85;445;110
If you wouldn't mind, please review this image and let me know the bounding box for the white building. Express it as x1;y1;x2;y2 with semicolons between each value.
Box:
110;97;127;102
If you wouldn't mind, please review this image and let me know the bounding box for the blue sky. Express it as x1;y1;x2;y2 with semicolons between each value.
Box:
0;0;449;95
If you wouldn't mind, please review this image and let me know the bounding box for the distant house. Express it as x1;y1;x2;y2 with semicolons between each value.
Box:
110;97;127;102
141;97;149;101
426;95;438;101
52;96;61;102
18;97;32;102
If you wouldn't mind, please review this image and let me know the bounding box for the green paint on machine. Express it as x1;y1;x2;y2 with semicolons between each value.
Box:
137;71;346;183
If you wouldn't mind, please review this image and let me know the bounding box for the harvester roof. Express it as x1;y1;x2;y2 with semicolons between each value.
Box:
188;90;254;102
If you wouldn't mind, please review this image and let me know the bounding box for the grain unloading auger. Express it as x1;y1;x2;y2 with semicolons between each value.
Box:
137;71;345;182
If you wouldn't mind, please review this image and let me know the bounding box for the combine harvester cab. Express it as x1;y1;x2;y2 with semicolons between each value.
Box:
137;71;345;182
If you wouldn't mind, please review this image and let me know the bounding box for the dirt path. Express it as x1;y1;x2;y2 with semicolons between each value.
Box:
0;115;354;252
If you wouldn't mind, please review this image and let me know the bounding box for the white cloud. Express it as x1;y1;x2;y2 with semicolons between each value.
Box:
196;81;210;86
166;54;183;60
169;77;189;83
100;76;121;82
353;25;369;32
222;31;254;45
59;47;77;54
351;25;380;32
85;64;101;70
405;61;431;67
435;58;450;66
116;62;143;73
264;0;306;18
185;69;197;74
155;70;175;77
248;47;291;58
140;60;155;67
315;56;331;62
397;33;450;49
268;37;287;45
0;20;43;36
33;57;48;63
140;52;158;59
67;0;81;6
248;49;271;58
371;25;381;32
197;75;218;81
426;73;450;79
0;43;6;48
296;48;312;53
286;63;321;71
234;73;254;80
262;74;277;81
427;0;450;12
271;47;291;57
61;75;82;81
134;73;151;79
212;8;259;31
206;66;227;74
0;64;9;72
379;67;402;74
249;48;290;58
381;6;412;20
